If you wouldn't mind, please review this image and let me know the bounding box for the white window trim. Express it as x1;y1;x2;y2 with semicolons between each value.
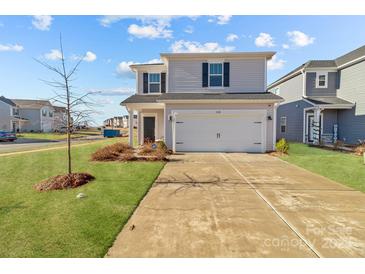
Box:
208;62;223;88
315;72;328;89
305;112;324;142
280;116;287;133
148;73;161;94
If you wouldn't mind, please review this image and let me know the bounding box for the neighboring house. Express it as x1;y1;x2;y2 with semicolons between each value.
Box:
0;96;28;132
113;116;124;128
121;51;283;153
268;45;365;145
122;114;138;128
53;106;67;131
11;99;55;132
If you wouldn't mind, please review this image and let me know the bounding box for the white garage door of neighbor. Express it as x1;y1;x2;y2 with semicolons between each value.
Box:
174;109;266;152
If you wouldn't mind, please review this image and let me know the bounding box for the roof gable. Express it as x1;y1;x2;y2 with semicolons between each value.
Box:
0;96;16;107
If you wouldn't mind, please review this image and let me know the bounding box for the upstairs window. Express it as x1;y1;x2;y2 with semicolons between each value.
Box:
12;108;19;116
42;109;47;117
49;112;53;118
149;73;160;93
316;72;328;88
280;116;287;133
209;63;223;87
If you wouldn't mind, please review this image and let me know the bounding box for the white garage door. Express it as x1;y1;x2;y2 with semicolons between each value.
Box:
174;109;266;153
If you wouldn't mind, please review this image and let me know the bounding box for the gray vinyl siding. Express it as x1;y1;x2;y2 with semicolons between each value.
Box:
19;108;41;132
269;73;307;142
323;109;338;134
269;73;303;104
168;58;266;93
306;72;337;97
337;108;365;143
336;60;365;144
0;101;11;131
276;100;312;142
164;103;274;151
321;109;338;143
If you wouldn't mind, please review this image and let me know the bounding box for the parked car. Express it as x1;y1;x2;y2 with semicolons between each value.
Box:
0;131;17;142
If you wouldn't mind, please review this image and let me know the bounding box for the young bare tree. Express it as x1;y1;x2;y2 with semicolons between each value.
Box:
35;34;95;175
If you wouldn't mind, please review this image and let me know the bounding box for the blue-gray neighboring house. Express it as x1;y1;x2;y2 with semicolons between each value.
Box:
268;45;365;145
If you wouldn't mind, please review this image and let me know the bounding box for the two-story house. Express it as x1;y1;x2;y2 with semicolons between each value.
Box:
268;45;365;145
0;96;28;132
121;51;283;153
11;99;56;132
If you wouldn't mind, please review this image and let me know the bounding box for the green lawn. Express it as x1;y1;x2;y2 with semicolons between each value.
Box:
0;138;164;257
17;131;100;140
280;143;365;192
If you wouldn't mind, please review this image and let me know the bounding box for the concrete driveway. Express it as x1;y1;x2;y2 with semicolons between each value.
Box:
106;153;365;258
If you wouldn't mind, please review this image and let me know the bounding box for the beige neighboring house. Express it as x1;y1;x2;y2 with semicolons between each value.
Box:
122;51;283;153
122;114;138;128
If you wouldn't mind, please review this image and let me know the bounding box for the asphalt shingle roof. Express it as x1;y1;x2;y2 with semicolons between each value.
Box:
335;45;365;67
0;96;16;106
268;44;365;89
121;93;283;104
11;99;53;109
305;96;354;106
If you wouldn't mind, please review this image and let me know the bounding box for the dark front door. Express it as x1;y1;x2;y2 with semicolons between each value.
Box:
143;116;155;142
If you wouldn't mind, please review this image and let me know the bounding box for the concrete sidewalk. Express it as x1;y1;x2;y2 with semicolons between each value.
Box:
106;153;365;258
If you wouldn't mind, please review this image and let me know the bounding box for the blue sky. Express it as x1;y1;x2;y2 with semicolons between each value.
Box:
1;15;365;125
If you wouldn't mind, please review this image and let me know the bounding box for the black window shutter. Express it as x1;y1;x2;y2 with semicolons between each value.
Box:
161;73;166;93
224;62;230;87
143;73;149;93
202;63;208;87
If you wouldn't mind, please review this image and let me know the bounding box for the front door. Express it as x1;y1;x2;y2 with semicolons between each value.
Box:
143;117;155;143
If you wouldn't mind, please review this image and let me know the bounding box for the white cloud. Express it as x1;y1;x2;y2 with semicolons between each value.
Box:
128;24;172;39
99;16;179;27
282;43;290;49
287;31;315;47
32;15;53;31
89;87;134;96
116;61;135;78
171;40;235;53
99;16;125;27
226;33;239;42
115;58;161;78
255;32;275;47
184;26;194;34
44;49;62;60
267;55;286;70
217;15;232;25
83;51;97;62
208;15;232;25
0;43;24;52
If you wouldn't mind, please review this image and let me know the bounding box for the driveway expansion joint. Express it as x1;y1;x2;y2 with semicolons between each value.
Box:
219;153;323;258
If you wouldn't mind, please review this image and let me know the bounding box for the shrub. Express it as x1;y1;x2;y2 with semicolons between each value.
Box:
355;140;365;156
91;142;133;161
276;138;289;154
156;140;168;152
139;141;168;160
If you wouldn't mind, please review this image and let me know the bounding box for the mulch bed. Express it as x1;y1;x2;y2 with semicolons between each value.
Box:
34;173;95;192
